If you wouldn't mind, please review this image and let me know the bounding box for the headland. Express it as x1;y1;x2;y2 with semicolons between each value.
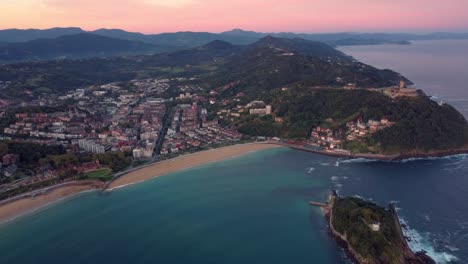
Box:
310;193;436;264
269;141;468;161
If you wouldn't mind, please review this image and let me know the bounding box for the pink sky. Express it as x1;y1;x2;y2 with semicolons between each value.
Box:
2;0;468;33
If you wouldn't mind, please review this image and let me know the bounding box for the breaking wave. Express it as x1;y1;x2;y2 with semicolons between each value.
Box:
399;154;467;164
333;154;467;167
400;217;459;264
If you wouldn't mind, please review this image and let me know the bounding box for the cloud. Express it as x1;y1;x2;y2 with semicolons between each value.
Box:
143;0;196;8
1;0;467;33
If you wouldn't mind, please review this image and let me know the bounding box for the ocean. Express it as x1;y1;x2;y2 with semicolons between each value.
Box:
339;40;468;118
1;40;468;264
1;148;467;263
0;148;345;264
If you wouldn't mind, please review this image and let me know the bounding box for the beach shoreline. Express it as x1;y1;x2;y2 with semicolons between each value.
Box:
1;141;464;225
0;143;281;224
0;180;103;225
107;143;282;190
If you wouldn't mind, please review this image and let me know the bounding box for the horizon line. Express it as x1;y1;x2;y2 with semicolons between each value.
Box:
1;27;468;35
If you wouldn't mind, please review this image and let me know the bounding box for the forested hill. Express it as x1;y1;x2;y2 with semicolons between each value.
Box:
331;197;435;263
247;36;348;58
0;33;164;63
201;37;407;96
236;88;468;154
0;36;406;97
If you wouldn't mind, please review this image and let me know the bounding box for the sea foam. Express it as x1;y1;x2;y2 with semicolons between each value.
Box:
400;217;459;264
399;154;468;164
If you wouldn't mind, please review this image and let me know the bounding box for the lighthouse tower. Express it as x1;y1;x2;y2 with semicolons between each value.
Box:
399;80;406;89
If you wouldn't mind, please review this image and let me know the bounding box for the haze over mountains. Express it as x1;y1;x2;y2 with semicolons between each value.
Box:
1;27;468;63
0;36;405;97
0;34;160;62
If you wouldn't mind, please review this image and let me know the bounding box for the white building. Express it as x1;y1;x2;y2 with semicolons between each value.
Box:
78;139;106;154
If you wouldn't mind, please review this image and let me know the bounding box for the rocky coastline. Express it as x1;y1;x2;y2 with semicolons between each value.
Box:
313;193;436;264
269;141;468;161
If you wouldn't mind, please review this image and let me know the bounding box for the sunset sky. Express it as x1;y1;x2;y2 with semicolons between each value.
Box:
2;0;468;33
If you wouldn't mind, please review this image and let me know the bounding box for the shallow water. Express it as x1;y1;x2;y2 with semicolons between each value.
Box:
1;148;467;263
1;40;467;264
0;149;343;264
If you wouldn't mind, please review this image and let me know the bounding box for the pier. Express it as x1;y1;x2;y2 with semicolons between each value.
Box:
308;201;328;207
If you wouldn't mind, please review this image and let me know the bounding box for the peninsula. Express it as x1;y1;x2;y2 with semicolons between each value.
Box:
311;193;436;264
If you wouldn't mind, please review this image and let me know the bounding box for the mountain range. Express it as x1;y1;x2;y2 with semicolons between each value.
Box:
2;27;468;45
0;36;405;97
0;33;162;62
0;27;468;63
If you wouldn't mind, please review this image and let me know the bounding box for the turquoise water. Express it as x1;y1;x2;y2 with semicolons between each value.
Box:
0;148;345;264
2;40;468;264
1;148;467;263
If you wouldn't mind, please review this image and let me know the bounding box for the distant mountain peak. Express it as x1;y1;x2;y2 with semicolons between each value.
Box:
261;35;277;39
255;35;281;44
251;36;291;48
229;28;246;32
221;29;259;35
0;27;86;43
53;32;119;41
249;36;348;59
201;40;234;50
94;28;127;32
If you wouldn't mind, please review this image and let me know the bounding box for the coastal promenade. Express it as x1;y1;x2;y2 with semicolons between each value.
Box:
0;180;101;207
266;141;468;161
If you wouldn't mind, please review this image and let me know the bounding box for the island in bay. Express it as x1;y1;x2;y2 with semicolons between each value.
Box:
0;35;467;255
311;193;436;264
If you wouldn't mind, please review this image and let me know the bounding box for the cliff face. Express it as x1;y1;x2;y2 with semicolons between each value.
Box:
327;195;435;264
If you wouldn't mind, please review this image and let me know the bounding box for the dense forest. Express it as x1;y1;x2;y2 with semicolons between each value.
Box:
0;140;131;174
203;47;405;98
0;141;66;169
237;88;468;153
332;197;405;263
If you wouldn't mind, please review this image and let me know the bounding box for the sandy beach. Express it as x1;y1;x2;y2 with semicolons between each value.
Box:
0;181;103;224
0;143;280;224
108;143;282;190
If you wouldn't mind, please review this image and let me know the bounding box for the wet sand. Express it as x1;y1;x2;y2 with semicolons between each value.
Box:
0;181;103;224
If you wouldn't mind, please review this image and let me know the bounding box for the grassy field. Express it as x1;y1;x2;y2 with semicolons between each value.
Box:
83;168;112;181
